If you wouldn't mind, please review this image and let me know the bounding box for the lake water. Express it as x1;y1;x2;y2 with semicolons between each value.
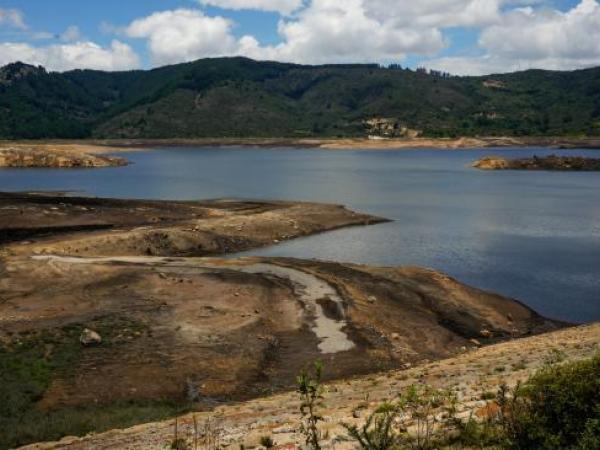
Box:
2;147;599;323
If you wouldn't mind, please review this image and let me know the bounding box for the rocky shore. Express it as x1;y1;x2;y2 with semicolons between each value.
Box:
0;145;127;168
473;154;600;171
3;136;600;155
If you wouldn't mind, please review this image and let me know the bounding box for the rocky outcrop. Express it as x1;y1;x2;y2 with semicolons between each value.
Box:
0;147;127;168
473;154;600;171
471;156;511;170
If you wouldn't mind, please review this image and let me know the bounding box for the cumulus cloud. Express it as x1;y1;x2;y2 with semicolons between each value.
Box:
125;9;239;65
258;0;446;63
426;0;600;75
364;0;503;28
125;2;450;65
0;40;140;72
0;8;26;29
198;0;303;15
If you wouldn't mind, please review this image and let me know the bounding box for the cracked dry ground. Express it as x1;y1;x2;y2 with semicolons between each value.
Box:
0;192;572;449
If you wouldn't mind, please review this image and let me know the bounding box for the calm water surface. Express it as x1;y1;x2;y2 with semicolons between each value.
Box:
2;147;599;323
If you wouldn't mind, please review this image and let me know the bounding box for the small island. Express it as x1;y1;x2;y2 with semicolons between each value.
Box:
473;154;600;171
0;145;127;168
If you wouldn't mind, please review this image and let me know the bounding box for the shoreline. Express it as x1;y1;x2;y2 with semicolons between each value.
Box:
2;136;600;156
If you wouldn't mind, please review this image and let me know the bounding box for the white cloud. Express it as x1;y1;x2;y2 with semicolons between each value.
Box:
0;40;140;72
364;0;503;28
125;2;449;66
426;0;600;75
125;9;239;65
0;8;26;29
3;0;595;74
257;0;446;63
198;0;303;15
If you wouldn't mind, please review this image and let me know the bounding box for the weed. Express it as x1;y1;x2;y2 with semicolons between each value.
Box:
297;360;325;450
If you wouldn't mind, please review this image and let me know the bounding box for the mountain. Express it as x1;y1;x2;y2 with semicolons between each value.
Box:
1;57;599;139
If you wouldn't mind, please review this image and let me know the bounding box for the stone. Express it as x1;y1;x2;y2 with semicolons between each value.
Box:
480;329;493;338
272;425;295;434
80;328;102;347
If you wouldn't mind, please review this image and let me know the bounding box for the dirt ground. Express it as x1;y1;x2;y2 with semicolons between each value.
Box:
0;192;385;255
19;322;599;450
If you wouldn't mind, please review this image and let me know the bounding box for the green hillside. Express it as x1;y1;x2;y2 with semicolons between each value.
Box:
1;57;599;139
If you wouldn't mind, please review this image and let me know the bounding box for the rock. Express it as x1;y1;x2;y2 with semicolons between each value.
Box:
352;409;363;418
0;147;127;168
391;333;400;340
367;296;377;304
472;156;510;170
480;329;493;338
272;425;295;434
469;338;482;347
80;328;102;346
473;154;600;171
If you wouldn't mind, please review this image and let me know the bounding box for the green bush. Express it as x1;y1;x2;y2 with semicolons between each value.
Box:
507;353;600;450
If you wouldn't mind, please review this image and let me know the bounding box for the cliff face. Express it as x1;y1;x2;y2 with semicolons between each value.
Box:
0;147;127;168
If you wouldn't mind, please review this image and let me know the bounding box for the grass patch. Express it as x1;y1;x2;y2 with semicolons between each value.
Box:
0;316;187;449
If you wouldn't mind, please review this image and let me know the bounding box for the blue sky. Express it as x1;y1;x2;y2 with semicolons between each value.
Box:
0;0;597;74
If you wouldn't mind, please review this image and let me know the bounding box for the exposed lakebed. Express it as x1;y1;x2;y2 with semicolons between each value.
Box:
2;146;599;322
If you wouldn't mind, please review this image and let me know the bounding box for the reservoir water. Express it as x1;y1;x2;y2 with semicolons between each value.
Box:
2;146;599;323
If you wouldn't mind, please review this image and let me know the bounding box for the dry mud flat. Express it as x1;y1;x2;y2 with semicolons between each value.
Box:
0;192;562;448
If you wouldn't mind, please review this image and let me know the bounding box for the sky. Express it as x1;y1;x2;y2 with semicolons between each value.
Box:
0;0;597;75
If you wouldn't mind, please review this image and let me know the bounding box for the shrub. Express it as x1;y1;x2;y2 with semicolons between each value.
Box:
344;403;400;450
506;353;600;450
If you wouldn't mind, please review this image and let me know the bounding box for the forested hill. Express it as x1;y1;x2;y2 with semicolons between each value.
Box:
1;57;599;139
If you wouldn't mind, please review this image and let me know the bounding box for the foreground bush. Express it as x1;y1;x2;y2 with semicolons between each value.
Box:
503;353;600;450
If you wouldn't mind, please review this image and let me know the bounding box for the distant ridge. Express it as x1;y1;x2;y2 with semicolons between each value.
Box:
0;57;599;139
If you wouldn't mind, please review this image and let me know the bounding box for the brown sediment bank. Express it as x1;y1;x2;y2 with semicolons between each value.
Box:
0;192;566;449
0;192;387;253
